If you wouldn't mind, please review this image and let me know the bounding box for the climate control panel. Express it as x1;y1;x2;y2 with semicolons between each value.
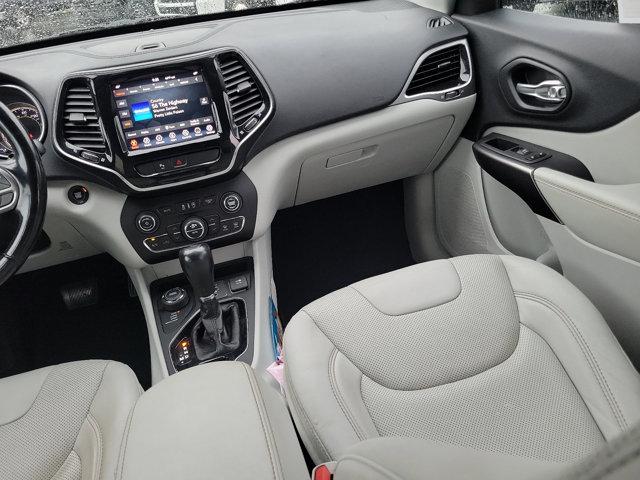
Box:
120;173;258;263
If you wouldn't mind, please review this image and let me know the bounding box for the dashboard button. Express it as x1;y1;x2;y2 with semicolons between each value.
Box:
136;212;158;233
144;236;162;250
205;214;220;232
167;223;185;242
220;222;232;235
177;199;201;213
221;192;242;213
155;160;169;173
158;205;174;216
203;195;216;207
68;185;89;205
135;161;156;176
182;217;208;241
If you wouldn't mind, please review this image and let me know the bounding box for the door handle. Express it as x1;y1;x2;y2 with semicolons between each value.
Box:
515;80;567;103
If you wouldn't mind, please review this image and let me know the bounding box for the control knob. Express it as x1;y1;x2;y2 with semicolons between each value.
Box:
136;212;158;233
182;217;208;241
160;287;189;311
221;192;242;213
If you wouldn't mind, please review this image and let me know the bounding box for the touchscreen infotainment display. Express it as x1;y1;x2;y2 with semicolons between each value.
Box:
112;68;218;153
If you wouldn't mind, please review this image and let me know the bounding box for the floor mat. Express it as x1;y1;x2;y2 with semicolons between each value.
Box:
272;181;415;327
0;254;151;388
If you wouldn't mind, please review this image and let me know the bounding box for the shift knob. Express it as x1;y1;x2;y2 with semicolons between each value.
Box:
179;243;216;300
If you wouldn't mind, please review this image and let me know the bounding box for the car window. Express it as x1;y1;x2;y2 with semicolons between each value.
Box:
502;0;619;22
0;0;315;49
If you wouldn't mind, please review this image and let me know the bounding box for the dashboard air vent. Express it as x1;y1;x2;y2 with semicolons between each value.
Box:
427;16;452;28
61;79;106;153
406;44;467;96
217;52;266;130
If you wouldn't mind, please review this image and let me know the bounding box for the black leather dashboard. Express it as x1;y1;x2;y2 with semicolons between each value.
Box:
0;0;468;188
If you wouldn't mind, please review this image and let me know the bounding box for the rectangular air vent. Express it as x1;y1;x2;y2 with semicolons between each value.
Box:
216;52;266;130
406;44;467;96
61;79;106;153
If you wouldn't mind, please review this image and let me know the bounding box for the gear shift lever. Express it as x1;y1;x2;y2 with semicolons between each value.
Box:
179;243;222;342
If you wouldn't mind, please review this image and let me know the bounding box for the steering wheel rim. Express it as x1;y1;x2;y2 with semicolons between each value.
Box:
0;101;47;286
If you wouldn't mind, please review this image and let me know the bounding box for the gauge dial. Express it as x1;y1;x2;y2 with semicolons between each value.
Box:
0;101;45;152
8;102;43;141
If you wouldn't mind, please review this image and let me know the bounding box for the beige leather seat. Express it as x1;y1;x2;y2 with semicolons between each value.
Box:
284;254;640;468
0;360;142;480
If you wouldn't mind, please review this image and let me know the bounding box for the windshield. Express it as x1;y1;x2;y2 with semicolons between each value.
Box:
0;0;311;49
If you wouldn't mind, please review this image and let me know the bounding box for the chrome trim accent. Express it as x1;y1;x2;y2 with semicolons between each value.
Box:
0;84;48;143
395;39;473;103
0;168;19;214
53;48;274;193
516;79;567;103
142;215;246;254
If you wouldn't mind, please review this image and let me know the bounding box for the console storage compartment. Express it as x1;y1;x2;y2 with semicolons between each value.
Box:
117;362;309;480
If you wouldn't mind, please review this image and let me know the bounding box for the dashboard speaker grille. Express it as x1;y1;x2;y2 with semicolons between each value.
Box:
217;52;265;128
406;44;464;96
61;79;106;153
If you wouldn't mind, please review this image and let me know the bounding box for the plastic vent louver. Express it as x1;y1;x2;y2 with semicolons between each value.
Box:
406;44;463;96
61;79;106;153
217;52;265;129
427;16;452;28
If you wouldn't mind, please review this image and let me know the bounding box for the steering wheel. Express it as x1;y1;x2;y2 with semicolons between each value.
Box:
0;102;47;287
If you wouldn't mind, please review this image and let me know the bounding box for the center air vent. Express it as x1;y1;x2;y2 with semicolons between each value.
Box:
216;52;266;136
60;79;107;154
406;42;470;96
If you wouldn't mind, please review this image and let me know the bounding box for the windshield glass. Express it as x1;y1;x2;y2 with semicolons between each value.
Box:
0;0;310;49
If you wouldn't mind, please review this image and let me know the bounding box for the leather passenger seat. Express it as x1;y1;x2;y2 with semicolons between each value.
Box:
0;360;142;480
284;254;640;467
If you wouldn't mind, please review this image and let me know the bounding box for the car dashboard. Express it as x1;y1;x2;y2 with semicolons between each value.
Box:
0;0;476;268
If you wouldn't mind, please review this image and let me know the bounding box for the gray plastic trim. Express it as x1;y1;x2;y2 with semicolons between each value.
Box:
52;48;274;193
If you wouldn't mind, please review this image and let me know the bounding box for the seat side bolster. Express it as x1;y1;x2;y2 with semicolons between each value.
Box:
86;361;142;480
501;255;640;438
332;437;565;480
284;311;374;463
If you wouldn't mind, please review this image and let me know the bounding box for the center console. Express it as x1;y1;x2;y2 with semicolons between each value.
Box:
150;256;255;375
54;49;272;193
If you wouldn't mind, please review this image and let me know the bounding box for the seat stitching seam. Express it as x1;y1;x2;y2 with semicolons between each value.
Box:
284;363;333;461
114;397;139;480
86;413;103;480
0;367;55;427
328;348;367;441
537;179;640;223
514;291;627;430
346;266;464;318
242;363;280;480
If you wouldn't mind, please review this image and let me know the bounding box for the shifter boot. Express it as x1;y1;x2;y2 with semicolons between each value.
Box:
192;301;243;361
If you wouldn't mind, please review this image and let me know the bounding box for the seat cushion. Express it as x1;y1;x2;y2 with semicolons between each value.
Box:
0;360;142;480
284;255;640;464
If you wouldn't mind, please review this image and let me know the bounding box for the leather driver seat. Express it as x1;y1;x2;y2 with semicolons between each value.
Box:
284;254;640;466
0;360;142;480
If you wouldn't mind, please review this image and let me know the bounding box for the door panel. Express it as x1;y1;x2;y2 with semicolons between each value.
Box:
455;8;640;137
433;3;640;367
534;167;640;263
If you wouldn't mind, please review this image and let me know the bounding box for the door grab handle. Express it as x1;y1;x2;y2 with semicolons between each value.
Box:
516;80;567;103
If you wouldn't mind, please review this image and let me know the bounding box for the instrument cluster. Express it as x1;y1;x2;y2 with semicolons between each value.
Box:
0;84;46;155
